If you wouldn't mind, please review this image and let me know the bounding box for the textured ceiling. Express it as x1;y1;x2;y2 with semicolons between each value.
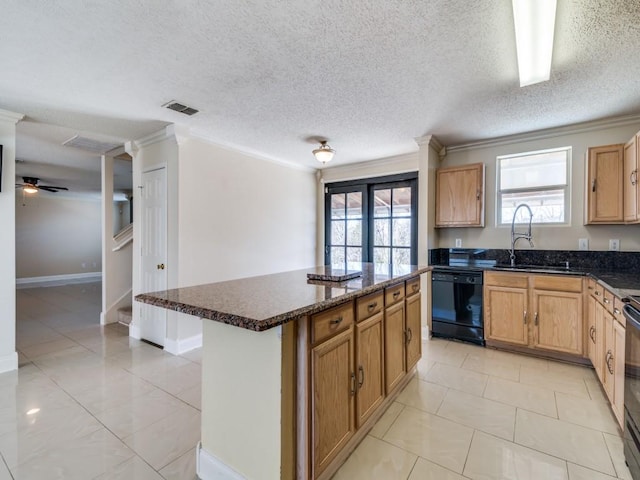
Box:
2;0;640;192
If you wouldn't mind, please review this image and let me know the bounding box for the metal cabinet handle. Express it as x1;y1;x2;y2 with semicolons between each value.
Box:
534;312;538;326
407;328;412;343
367;302;378;312
614;307;621;315
589;325;596;343
350;372;356;396
476;190;480;200
632;170;638;186
330;316;343;325
412;284;419;292
592;179;596;192
603;298;610;304
606;351;614;375
523;311;527;324
358;366;364;388
393;291;400;299
595;291;600;296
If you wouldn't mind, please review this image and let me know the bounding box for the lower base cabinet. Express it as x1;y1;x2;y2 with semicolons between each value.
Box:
309;276;422;479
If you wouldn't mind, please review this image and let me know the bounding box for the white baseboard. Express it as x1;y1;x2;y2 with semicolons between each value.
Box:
0;352;18;374
16;272;101;289
163;333;203;356
196;442;246;480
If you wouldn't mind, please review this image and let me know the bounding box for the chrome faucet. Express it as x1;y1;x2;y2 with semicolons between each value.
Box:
510;204;534;267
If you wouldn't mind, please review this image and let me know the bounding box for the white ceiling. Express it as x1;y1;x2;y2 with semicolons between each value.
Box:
2;0;640;194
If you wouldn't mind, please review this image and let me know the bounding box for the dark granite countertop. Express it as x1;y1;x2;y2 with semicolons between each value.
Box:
135;263;429;332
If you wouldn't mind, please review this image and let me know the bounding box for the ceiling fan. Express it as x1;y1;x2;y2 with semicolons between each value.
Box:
16;176;69;193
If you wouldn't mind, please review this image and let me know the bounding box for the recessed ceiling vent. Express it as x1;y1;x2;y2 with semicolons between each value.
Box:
62;135;121;154
162;100;199;116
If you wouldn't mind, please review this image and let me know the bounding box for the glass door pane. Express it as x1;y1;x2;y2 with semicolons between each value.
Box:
372;185;413;266
325;188;366;266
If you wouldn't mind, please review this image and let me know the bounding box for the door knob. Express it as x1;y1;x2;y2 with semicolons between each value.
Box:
157;263;165;270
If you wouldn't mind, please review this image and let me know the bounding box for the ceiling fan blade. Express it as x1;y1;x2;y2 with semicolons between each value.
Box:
40;185;69;191
38;186;60;192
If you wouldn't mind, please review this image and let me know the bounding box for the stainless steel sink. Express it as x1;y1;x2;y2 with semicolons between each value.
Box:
492;264;579;275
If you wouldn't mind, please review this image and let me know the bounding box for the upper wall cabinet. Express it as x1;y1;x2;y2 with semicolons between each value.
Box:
586;144;624;224
435;163;485;228
624;134;640;223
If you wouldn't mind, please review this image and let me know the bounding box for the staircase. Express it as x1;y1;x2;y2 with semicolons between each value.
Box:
117;306;132;326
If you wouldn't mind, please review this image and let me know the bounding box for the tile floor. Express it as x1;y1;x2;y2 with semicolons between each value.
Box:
1;282;635;479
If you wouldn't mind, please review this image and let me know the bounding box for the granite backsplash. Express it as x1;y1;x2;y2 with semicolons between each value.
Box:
429;248;640;273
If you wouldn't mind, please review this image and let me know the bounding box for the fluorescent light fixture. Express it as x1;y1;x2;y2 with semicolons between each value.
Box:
512;0;557;87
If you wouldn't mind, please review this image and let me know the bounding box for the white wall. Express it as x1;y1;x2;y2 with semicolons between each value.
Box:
437;118;640;251
0;109;23;373
15;193;102;278
178;137;317;285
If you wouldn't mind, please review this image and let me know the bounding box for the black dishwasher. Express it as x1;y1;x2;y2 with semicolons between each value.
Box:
431;268;484;345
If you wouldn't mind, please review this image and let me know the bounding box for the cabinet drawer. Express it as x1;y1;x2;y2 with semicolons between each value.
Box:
532;275;582;293
484;271;528;288
614;297;626;327
406;277;420;296
385;283;405;306
592;283;604;301
311;302;354;344
586;278;597;295
603;288;615;314
356;291;384;322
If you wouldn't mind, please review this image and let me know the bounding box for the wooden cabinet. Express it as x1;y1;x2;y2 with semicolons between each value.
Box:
435;163;485;227
586;144;624;224
483;271;583;356
311;327;355;476
586;280;626;429
624;135;639;222
405;277;422;370
355;312;384;427
308;276;422;479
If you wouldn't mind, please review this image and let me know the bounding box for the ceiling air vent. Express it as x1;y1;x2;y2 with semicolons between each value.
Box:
162;100;199;116
62;135;121;154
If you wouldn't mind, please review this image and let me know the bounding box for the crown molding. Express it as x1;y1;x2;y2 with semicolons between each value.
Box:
0;108;24;124
414;134;444;152
446;113;640;153
189;130;315;173
320;151;418;183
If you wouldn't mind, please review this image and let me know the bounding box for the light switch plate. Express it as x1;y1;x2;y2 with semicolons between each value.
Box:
455;238;462;248
578;238;589;250
609;239;620;251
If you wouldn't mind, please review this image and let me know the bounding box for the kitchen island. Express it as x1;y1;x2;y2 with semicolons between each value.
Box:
136;262;429;480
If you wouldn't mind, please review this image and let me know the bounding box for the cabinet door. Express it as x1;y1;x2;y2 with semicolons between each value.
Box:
594;300;605;382
355;312;384;427
587;144;624;224
613;319;625;427
587;295;598;367
533;290;583;355
384;301;406;394
405;292;422;370
312;328;355;477
624;136;638;222
484;286;528;345
602;311;615;403
435;163;484;227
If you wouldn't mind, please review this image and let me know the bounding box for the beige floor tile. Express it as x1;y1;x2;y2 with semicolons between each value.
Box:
18;336;80;359
408;456;467;479
585;377;610;403
383;406;473;474
11;428;135;480
519;366;590;398
369;402;405;439
437;389;516;440
0;456;11;480
547;361;597;380
515;409;616;476
603;432;633;480
419;342;468;369
176;383;202;410
423;363;488;396
462;353;521;381
567;462;617;480
556;392;620;435
484;376;558;417
123;406;201;470
72;375;157;414
180;348;203;365
158;447;198;480
94;455;163;479
464;430;568;480
396;377;447;414
332;435;417;480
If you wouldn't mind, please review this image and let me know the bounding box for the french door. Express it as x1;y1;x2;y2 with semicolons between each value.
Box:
324;173;417;266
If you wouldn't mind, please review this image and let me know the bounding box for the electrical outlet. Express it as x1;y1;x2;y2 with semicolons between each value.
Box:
609;239;620;251
578;238;589;251
455;238;462;248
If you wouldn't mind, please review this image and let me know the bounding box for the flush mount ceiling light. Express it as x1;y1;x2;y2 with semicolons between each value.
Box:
312;141;335;164
512;0;557;87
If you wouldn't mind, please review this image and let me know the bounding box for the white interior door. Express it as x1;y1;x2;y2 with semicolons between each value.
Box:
140;167;167;346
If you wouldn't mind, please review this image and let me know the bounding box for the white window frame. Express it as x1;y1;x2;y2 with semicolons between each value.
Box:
496;146;571;226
